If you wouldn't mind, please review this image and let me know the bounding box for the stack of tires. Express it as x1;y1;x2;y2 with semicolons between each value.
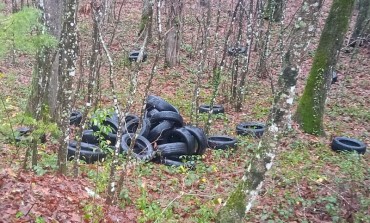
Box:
67;95;208;167
145;95;207;167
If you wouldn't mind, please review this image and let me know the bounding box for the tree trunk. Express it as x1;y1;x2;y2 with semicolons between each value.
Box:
266;0;284;22
351;0;370;40
295;0;355;135
57;0;78;174
164;0;183;68
26;0;58;170
43;0;64;121
139;0;154;42
217;1;321;221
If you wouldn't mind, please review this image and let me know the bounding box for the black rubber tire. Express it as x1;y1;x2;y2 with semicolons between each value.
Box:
68;140;106;164
147;120;174;143
198;104;225;114
121;133;154;161
331;137;366;154
157;142;188;157
17;127;32;135
91;117;118;134
150;111;183;127
184;126;207;155
159;158;196;169
208;135;237;150
125;114;139;123
81;129;99;144
129;50;148;62
146;95;179;113
15;127;46;143
236;122;265;138
145;108;160;119
123;118;151;138
227;47;247;56
166;127;196;155
70;111;82;126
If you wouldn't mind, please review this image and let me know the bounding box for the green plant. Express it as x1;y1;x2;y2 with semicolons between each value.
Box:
136;183;174;223
0;7;57;57
82;202;104;223
33;148;58;175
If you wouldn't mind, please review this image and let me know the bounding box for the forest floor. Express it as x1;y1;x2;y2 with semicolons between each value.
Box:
0;0;369;222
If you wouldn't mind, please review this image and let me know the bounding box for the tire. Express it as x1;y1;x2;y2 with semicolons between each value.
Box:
15;127;46;143
91;115;119;134
157;142;188;157
150;111;183;127
125;114;139;123
129;50;148;62
159;158;196;169
70;111;82;126
68;140;106;164
81;129;99;144
121;133;154;161
208;135;237;150
146;95;179;113
147;120;174;143
123;118;151;138
227;47;246;56
331;137;366;154
184;126;207;155
236;122;265;138
198;104;225;114
166;127;196;155
145;108;159;118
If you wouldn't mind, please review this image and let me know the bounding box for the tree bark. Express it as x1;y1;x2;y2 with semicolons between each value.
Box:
351;0;370;40
295;0;355;135
217;1;321;221
44;0;64;121
57;0;78;174
139;0;154;42
164;0;183;68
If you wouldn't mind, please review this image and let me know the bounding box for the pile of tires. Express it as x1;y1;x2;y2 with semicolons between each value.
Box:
67;95;209;167
145;95;208;167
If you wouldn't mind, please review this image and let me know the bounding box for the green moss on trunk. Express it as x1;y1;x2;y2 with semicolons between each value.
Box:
295;0;355;135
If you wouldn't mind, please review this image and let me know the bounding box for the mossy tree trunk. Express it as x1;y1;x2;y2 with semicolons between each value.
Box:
217;1;321;221
164;0;183;68
351;0;370;40
295;0;355;135
57;0;78;175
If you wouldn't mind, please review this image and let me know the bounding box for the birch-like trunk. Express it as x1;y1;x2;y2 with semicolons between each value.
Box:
57;0;78;174
164;0;183;67
295;0;355;135
73;2;103;177
217;1;321;221
26;0;55;169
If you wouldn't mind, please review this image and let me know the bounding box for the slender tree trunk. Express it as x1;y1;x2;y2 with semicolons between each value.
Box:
295;0;355;135
26;0;57;170
217;1;321;221
266;0;283;22
164;0;183;67
139;0;154;42
57;0;78;174
351;0;370;40
73;2;102;177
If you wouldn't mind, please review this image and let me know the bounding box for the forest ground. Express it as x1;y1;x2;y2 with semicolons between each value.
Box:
0;0;369;222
